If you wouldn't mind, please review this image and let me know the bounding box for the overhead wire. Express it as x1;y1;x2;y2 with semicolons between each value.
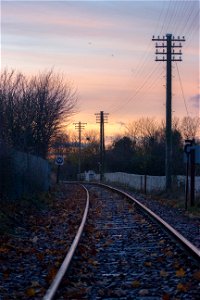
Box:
172;0;190;33
132;0;167;80
167;0;184;33
110;63;162;113
159;0;173;35
105;0;197;118
182;8;200;47
164;0;182;34
115;66;166;115
106;0;169;114
175;61;190;118
175;1;197;34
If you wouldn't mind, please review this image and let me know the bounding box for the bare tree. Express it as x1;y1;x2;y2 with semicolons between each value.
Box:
124;117;159;150
0;69;78;158
125;117;158;139
30;71;78;157
0;69;25;147
180;116;200;140
83;129;99;155
124;120;140;140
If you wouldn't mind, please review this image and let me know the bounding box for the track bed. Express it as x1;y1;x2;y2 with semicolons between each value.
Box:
55;184;200;299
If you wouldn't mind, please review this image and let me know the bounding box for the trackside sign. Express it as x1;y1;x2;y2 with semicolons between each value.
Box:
55;156;64;165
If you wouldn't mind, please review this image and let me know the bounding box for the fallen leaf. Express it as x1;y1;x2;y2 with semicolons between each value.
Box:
193;270;200;281
165;250;173;257
132;280;140;288
31;281;40;287
156;256;165;263
46;267;57;283
176;268;185;277
144;261;152;267
31;236;38;243
0;247;9;253
107;223;113;228
162;292;170;300
36;253;44;261
139;289;149;296
88;258;99;266
104;239;113;247
158;239;165;244
3;269;10;279
176;282;188;292
160;270;168;277
128;207;134;213
26;288;36;297
173;261;180;269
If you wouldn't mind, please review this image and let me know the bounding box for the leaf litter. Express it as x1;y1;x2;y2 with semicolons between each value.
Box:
0;183;86;299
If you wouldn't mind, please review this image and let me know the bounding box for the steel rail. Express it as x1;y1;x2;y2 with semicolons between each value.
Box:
43;184;89;300
96;182;200;261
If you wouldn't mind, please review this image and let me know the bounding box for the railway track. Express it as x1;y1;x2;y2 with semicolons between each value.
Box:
44;183;200;300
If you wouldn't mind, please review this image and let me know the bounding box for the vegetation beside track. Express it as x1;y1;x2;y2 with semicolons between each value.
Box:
105;181;200;217
0;183;86;299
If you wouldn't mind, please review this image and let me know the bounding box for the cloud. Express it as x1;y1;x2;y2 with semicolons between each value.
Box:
116;121;126;127
190;94;200;109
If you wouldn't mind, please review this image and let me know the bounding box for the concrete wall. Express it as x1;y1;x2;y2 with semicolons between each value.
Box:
104;172;200;195
84;171;200;195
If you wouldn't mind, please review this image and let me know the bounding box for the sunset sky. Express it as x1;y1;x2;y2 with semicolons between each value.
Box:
1;0;199;139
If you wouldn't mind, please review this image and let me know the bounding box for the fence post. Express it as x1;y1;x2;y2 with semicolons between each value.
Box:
144;174;147;194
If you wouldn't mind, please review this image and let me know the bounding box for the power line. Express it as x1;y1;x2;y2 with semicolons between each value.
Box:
110;63;161;113
175;61;190;118
105;1;197;118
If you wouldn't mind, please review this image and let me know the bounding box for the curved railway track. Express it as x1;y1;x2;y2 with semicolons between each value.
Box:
43;183;200;300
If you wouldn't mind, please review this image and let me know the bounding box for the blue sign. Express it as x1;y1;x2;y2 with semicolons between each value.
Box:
55;156;64;165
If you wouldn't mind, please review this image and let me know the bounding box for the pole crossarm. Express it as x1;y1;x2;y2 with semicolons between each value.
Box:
95;113;109;123
155;58;182;62
152;34;185;63
152;35;185;41
73;122;87;127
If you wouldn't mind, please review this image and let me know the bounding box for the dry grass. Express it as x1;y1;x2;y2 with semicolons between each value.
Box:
149;188;200;218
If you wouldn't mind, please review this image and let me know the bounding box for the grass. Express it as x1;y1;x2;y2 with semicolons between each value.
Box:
150;186;200;217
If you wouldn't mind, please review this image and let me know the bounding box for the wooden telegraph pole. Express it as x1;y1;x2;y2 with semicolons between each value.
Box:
152;34;185;190
74;122;87;178
95;111;109;182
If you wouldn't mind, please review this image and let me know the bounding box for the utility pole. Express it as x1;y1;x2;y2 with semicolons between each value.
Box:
95;111;109;181
152;34;185;190
74;122;87;178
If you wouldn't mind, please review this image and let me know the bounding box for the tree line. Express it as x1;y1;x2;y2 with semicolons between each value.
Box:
54;117;199;178
105;117;200;176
